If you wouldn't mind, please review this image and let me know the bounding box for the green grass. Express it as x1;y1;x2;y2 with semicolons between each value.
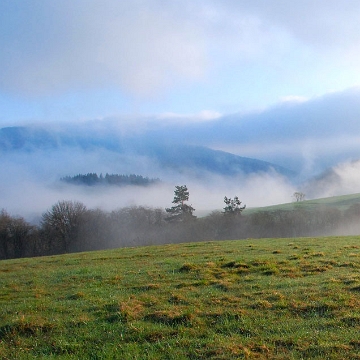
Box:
2;236;360;359
244;192;360;215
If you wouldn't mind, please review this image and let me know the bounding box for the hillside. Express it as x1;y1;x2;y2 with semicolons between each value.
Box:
0;125;295;178
1;236;360;359
244;192;360;215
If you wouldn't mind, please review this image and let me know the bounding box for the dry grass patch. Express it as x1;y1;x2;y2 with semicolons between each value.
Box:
144;310;194;326
168;294;189;305
179;263;198;272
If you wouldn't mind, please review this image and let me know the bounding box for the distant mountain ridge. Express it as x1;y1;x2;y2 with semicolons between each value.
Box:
0;124;295;179
2;88;360;183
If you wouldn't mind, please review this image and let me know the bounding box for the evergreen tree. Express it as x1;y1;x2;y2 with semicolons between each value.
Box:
166;185;196;222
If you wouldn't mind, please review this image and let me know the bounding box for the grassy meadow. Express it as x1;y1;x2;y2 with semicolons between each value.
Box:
244;192;360;215
2;236;360;359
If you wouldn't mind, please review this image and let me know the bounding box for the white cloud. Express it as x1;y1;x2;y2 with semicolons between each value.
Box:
302;159;360;199
0;1;206;97
157;110;222;122
329;160;360;196
279;96;309;104
2;0;360;100
224;1;360;50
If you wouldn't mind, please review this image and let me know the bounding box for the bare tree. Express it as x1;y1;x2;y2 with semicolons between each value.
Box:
0;210;35;259
41;200;87;253
293;192;305;202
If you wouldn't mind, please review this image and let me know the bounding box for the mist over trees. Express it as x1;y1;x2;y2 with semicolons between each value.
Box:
1;191;360;260
0;210;38;259
293;192;306;202
41;201;88;254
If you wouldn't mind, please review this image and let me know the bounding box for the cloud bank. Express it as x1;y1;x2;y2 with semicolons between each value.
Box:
0;148;296;222
0;1;205;97
1;0;360;101
1;87;360;220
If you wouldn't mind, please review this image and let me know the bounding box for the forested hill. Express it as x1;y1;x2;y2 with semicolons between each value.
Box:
61;173;160;187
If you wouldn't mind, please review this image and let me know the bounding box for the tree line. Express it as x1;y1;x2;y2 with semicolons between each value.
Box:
1;185;360;260
61;173;160;187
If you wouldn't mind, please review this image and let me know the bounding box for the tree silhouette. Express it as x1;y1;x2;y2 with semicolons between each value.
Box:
41;200;87;253
293;192;305;202
223;196;246;215
165;185;196;222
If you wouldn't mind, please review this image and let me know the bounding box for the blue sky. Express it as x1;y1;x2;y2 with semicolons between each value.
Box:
1;0;360;125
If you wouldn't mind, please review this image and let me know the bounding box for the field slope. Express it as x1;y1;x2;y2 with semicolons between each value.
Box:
244;192;360;215
2;236;360;359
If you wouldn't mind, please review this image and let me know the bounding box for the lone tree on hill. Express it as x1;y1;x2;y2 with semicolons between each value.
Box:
293;192;305;202
223;196;246;216
166;185;196;222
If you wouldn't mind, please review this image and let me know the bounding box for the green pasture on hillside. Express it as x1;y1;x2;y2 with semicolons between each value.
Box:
2;236;360;359
244;192;360;215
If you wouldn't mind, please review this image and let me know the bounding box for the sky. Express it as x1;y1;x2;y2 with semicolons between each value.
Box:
1;0;360;125
2;0;360;218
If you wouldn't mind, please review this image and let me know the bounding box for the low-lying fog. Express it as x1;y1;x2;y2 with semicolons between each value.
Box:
2;88;360;222
0;149;296;222
2;146;360;224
